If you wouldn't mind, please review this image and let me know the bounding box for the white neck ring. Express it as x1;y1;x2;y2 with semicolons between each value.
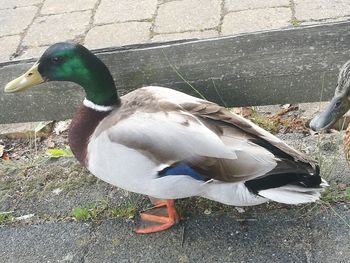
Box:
83;98;116;112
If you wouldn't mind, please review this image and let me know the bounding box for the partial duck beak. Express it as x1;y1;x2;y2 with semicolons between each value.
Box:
310;95;350;131
4;62;45;93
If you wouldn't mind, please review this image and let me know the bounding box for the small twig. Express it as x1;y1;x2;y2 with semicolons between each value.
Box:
181;225;186;248
236;218;257;222
212;78;227;107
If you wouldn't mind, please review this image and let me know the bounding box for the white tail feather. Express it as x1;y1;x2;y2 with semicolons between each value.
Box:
258;182;327;204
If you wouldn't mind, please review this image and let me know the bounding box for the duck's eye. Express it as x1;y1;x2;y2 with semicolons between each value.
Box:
335;100;342;108
51;56;64;63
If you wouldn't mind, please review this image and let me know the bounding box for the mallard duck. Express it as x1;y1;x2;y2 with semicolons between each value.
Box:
5;43;327;234
310;60;350;165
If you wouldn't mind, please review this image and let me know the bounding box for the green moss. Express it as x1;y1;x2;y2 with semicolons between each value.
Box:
291;18;301;27
249;111;279;134
108;204;137;219
143;17;155;23
127;66;157;87
0;154;49;177
14;162;96;198
176;197;232;217
111;238;121;246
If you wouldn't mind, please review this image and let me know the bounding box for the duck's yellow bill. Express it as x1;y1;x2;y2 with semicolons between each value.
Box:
4;62;45;93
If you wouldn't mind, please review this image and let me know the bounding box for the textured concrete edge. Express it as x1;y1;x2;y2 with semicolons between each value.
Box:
1;20;350;124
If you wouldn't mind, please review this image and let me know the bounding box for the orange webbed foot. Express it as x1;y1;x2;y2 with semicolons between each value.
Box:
135;199;180;234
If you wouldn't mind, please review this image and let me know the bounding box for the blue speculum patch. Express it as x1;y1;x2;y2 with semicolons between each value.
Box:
158;162;208;181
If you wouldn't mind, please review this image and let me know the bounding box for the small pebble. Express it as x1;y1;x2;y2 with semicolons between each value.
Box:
15;214;35;221
46;139;55;148
235;207;245;213
204;209;211;215
52;188;63;195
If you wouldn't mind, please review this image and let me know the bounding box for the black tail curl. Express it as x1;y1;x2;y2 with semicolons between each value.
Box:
244;165;321;195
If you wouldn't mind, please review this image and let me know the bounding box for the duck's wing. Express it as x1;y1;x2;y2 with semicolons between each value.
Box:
103;108;278;182
181;101;317;166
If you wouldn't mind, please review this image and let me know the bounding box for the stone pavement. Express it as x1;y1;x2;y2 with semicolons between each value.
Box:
1;0;350;62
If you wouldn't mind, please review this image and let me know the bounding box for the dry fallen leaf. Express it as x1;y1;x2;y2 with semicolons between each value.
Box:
2;153;10;161
281;104;291;109
45;138;55;148
54;120;71;135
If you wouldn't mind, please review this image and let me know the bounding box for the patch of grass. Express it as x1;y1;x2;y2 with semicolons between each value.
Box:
346;187;350;201
250;111;279;134
0;212;13;224
72;207;91;221
321;184;350;203
89;200;109;220
109;204;137;219
72;200;109;222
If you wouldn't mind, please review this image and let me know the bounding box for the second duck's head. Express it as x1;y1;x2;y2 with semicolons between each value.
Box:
310;60;350;131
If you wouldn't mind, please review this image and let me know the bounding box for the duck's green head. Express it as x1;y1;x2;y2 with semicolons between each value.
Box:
310;60;350;131
4;42;119;106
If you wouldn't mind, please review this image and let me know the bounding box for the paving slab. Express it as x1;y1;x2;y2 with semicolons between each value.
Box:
0;0;42;10
41;0;98;15
94;0;158;24
294;0;350;21
151;30;218;42
154;0;221;33
0;0;350;64
222;7;292;35
0;6;38;37
23;11;91;46
0;36;21;61
85;22;152;49
16;45;49;60
224;0;290;12
221;7;292;35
